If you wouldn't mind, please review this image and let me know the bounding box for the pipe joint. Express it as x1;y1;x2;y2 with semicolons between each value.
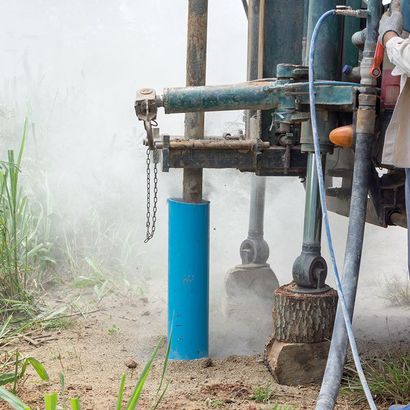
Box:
240;237;270;265
292;249;328;290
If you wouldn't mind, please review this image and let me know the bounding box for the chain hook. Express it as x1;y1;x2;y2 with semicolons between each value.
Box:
144;146;159;243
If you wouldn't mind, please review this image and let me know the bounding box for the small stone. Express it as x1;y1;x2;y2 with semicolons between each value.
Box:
201;358;213;368
85;385;92;391
142;311;150;316
125;358;138;369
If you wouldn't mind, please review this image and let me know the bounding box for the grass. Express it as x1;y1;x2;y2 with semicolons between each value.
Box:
0;350;49;394
0;123;55;323
0;338;171;410
205;398;224;408
43;317;74;331
250;384;275;404
382;277;410;307
107;324;120;336
343;354;410;405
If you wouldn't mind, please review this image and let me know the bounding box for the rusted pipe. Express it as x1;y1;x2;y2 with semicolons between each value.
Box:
157;139;269;150
183;0;208;203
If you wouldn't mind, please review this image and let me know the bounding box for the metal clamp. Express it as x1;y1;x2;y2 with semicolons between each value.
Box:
135;88;158;150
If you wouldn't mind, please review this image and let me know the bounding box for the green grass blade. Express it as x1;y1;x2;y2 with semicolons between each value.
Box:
12;351;20;394
126;340;162;410
152;335;171;408
116;373;126;410
0;386;30;410
44;393;58;410
70;398;81;410
17;120;27;168
151;381;169;410
0;373;18;386
0;315;13;339
26;357;49;381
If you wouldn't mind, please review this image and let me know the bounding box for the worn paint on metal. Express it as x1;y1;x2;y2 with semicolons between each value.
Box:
306;0;343;81
164;145;307;176
163;81;357;114
158;139;269;150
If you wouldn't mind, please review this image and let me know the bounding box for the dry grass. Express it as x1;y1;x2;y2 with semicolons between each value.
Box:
382;277;410;307
343;353;410;406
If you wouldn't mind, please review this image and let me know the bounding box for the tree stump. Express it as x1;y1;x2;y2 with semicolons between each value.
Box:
265;282;338;386
264;339;331;385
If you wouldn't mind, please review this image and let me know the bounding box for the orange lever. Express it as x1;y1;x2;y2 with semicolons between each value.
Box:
370;41;385;78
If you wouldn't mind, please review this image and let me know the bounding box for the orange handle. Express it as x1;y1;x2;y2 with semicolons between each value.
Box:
370;41;385;78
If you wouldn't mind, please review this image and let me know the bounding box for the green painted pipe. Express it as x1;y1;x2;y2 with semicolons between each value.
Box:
162;81;356;114
262;0;305;141
306;0;343;80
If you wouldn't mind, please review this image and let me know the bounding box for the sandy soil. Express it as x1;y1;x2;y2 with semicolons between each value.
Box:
1;279;408;410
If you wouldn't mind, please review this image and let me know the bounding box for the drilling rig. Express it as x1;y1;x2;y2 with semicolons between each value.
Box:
135;1;406;408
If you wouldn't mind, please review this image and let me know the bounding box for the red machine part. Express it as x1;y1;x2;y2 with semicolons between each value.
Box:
370;40;401;110
370;41;385;78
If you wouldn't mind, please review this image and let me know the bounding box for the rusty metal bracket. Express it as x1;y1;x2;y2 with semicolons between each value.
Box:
135;88;158;150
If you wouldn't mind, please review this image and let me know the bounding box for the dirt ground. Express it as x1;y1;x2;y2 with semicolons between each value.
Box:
1;281;408;410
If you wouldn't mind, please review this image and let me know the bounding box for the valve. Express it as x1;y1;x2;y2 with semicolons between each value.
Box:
370;41;385;78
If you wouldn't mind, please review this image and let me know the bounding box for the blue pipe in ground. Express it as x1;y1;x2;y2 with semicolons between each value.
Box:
168;198;210;360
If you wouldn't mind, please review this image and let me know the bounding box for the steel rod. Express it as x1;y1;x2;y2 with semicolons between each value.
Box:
157;139;269;150
183;0;208;203
302;153;323;247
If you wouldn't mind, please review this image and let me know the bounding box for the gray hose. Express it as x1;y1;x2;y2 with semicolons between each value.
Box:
315;1;380;409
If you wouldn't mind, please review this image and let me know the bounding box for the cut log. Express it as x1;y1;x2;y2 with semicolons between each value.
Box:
271;282;338;344
264;338;331;386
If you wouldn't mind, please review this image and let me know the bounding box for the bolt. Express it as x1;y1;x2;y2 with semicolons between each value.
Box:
140;88;153;95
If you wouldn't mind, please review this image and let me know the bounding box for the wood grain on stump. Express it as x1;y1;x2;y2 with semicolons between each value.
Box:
272;282;338;344
264;339;331;386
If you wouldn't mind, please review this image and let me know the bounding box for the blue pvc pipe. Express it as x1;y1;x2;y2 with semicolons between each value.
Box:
168;198;210;360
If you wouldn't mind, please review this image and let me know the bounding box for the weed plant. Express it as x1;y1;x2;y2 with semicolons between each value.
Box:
0;338;171;410
382;277;410;307
343;354;410;405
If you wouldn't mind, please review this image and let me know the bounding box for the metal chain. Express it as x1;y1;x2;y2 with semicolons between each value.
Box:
144;146;159;243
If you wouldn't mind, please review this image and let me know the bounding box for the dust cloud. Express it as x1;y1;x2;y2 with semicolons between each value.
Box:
0;1;408;357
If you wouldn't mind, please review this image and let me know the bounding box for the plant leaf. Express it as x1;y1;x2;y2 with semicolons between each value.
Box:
126;340;162;410
44;392;58;410
0;373;17;386
116;373;126;410
70;398;81;410
26;357;49;381
0;386;30;410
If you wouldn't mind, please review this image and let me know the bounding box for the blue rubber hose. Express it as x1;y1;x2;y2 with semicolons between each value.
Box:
308;10;377;410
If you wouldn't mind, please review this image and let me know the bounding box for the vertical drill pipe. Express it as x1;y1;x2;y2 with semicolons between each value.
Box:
245;0;260;132
168;199;210;359
295;0;342;287
248;176;266;240
182;0;208;203
246;0;268;252
316;2;380;408
302;154;323;248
